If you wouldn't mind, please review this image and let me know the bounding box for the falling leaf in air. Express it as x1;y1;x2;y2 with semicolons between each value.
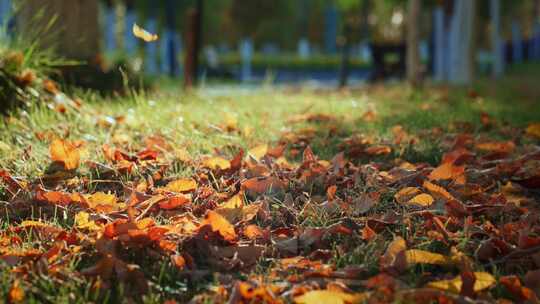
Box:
50;139;81;170
132;23;158;42
427;272;496;294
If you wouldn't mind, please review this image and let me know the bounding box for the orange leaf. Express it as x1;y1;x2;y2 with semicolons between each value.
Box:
49;139;81;170
200;210;237;242
394;187;422;204
407;193;434;207
243;224;264;240
428;162;465;181
158;195;190;210
8;279;24;303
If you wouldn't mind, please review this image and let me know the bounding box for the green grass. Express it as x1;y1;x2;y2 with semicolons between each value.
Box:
0;64;539;302
2;64;539;177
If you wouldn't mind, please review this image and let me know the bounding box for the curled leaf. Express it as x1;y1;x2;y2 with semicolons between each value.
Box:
132;23;158;42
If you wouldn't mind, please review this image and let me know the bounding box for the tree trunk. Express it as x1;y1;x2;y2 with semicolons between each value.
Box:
448;0;476;85
17;0;100;62
490;0;503;77
406;0;421;86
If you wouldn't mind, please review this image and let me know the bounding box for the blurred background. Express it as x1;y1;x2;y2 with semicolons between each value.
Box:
1;0;540;90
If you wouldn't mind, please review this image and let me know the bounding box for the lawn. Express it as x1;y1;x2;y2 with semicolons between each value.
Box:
1;64;540;303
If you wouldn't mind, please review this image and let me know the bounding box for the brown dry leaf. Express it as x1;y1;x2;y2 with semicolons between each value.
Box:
200;210;237;242
380;236;407;271
132;23;158;42
365;145;392;156
165;178;197;193
427;272;496;294
241;176;286;195
352;192;380;215
407;193;434;207
294;289;368;304
50;139;81;170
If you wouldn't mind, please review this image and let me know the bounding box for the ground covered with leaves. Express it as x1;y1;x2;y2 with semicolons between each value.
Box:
1;66;540;303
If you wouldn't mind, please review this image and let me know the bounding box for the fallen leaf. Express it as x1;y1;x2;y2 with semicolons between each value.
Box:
526;123;540;139
407;193;434;207
427;272;496;294
8;279;24;303
294;289;368;304
74;211;102;231
50;139;81;170
248;144;268;161
428;163;465;181
202;156;231;170
241;176;286;195
165;178;197;193
394;187;422;204
199;210;237;242
86;192;118;210
405;250;450;265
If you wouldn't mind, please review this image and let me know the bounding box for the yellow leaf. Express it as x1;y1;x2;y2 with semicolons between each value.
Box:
294;290;368;304
50;139;81;170
132;23;158;42
427;272;496;293
20;220;48;228
394;187;422;204
407;193;434;207
86;192;117;209
202;157;231;170
526;123;540;138
248;144;268;161
405;249;451;265
74;211;101;231
166;178;197;193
